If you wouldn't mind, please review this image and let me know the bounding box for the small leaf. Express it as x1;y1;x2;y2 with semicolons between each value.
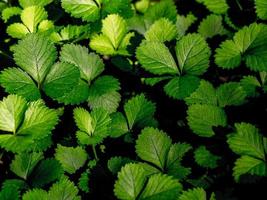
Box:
178;187;206;200
194;146;220;169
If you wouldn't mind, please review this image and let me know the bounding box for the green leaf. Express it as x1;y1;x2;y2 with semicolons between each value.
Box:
29;159;63;187
187;104;227;137
136;127;172;170
227;123;266;160
6;23;29;39
139;174;182;200
88;76;121;113
17;101;59;140
145;18;177;42
22;189;48;200
0;68;41;100
102;0;133;19
198;14;227;39
164;76;200;100
178;187;206;200
10;152;43;180
114;163;147;200
240;75;261;97
109;112;129;138
2;7;22;22
215;23;267;71
0;95;27;133
21;6;48;33
196;0;229;14
48;177;80;200
176;14;197;39
255;0;267;20
74;107;93;135
136;41;179;75
107;156;133;175
13;33;57;84
185;80;217;106
175;33;211;75
124;94;156;129
19;0;53;8
216;82;247;107
60;44;104;82
55;145;88;174
43;62;80;99
194;146;220;169
61;0;100;22
90;14;134;56
233;156;267;181
0;179;26;200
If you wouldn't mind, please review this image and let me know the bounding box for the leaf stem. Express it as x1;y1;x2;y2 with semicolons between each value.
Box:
235;0;243;11
0;50;12;60
92;145;98;160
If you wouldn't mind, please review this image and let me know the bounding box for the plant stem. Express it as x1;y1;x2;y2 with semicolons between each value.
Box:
0;50;12;60
235;0;243;11
92;145;99;160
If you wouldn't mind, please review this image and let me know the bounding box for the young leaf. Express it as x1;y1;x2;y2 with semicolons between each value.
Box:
114;163;147;200
187;104;227;137
175;33;211;75
55;145;88;174
2;7;22;22
124;94;156;129
109;112;129;138
176;14;197;39
10;152;43;180
135;127;172;170
145;18;177;42
13;33;57;85
136;41;179;75
7;23;30;39
19;0;53;8
194;146;220;169
74;108;93;135
61;0;100;22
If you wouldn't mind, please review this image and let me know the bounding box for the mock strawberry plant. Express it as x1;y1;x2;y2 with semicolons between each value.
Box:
0;0;267;199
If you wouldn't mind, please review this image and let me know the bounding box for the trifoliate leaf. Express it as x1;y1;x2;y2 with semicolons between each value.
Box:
139;174;182;200
0;68;41;100
144;0;177;25
176;14;197;39
175;33;211;75
13;33;57;84
22;189;48;200
29;159;63;187
215;23;267;71
60;44;104;82
107;156;133;175
43;62;80;99
48;177;80;200
185;80;217;106
124;94;156;129
19;0;53;8
187;104;227;137
88;76;121;113
233;155;267;181
109;112;129;138
194;146;220;169
255;0;267;20
0;95;27;133
178;187;206;200
227;123;266;160
21;6;48;33
198;14;228;39
114;163;147;200
196;0;229;14
90;14;134;56
145;18;177;42
164;75;200;100
6;23;30;39
2;7;22;22
136;127;172;170
216;82;247;107
136;41;179;75
10;152;43;180
55;145;88;174
61;0;100;22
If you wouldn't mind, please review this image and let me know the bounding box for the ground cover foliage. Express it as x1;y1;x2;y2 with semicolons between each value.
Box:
0;0;267;199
